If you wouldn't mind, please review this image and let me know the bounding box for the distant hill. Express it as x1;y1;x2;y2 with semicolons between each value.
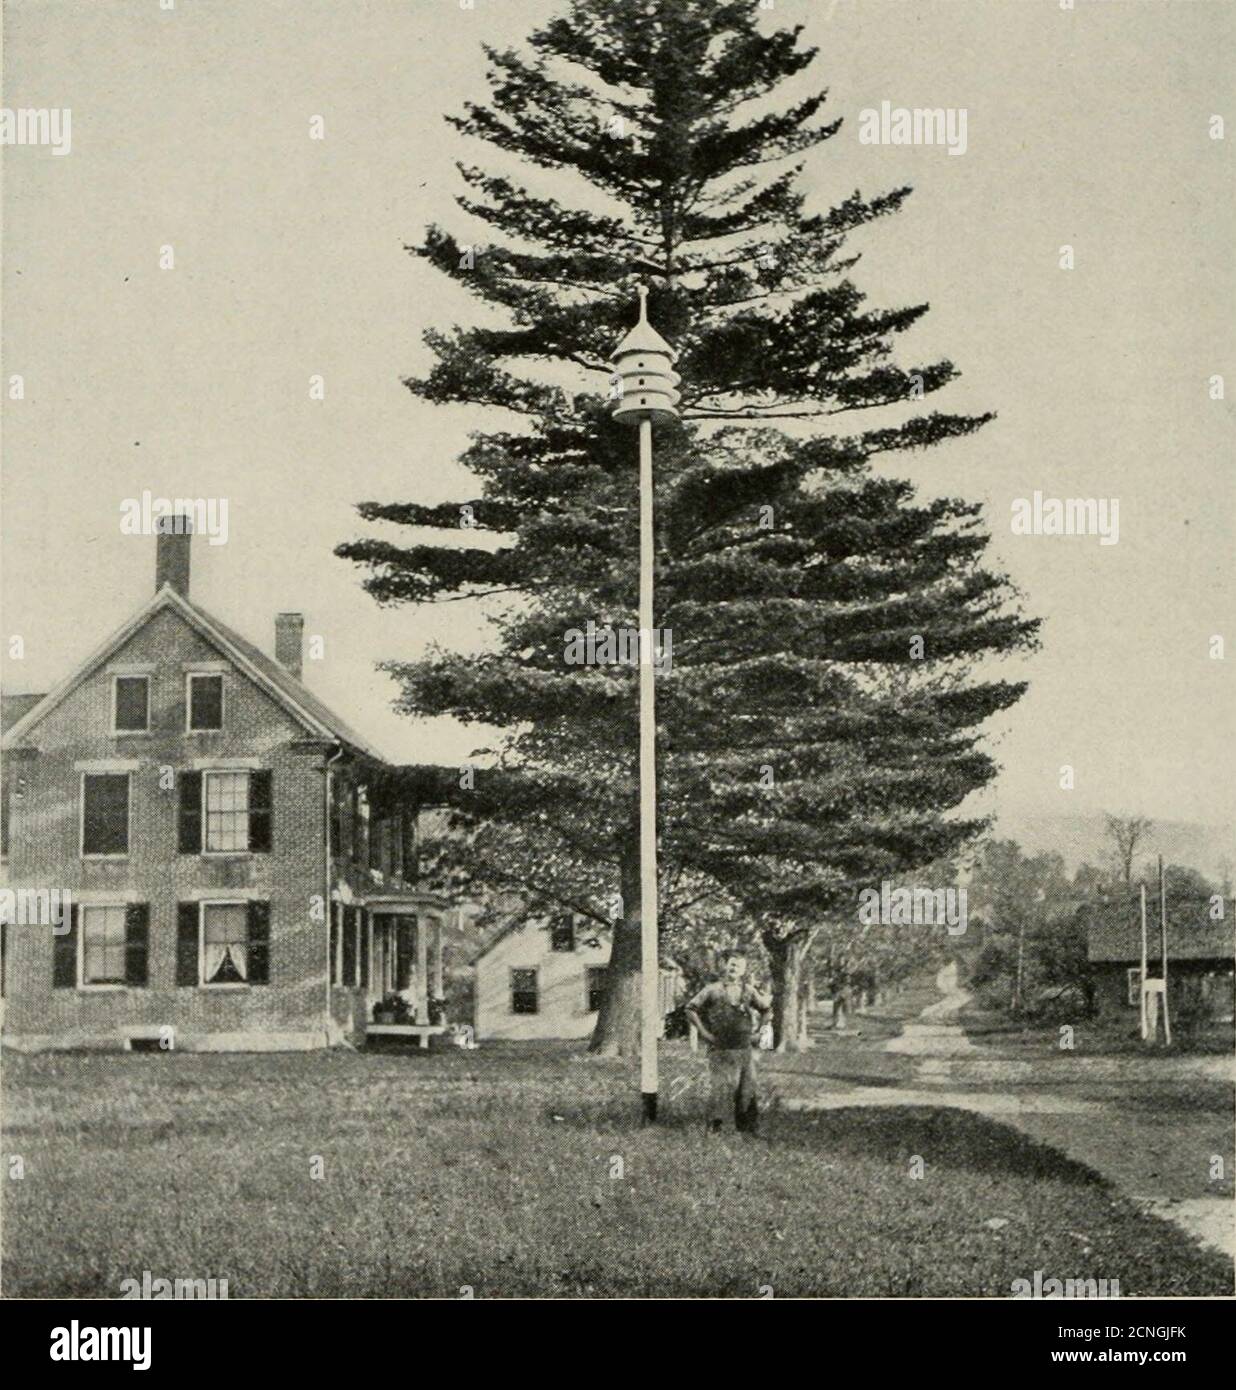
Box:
987;808;1234;884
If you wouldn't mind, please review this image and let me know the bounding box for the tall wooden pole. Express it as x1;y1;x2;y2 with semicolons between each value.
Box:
1139;883;1148;1041
1159;854;1171;1046
610;285;677;1122
638;416;659;1122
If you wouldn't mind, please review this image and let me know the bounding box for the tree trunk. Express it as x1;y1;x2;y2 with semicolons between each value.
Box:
765;930;812;1052
796;961;814;1049
588;833;642;1056
1013;918;1025;1015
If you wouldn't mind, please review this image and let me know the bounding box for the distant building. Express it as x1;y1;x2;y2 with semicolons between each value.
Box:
472;911;681;1042
1085;900;1234;1026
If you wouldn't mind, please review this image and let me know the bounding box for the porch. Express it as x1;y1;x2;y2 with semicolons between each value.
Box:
365;898;445;1023
331;894;452;1046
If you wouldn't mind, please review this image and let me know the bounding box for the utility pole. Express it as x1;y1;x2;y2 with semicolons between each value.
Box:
611;287;679;1123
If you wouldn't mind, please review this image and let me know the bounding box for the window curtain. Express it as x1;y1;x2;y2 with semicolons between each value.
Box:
204;940;247;983
203;903;249;983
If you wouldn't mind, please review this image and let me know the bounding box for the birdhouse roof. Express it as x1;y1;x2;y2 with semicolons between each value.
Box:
613;320;674;359
612;287;675;361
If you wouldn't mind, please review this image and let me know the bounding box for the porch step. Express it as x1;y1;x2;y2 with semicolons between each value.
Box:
365;1023;448;1052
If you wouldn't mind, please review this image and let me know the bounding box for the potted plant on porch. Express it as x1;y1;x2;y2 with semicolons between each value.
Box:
373;993;410;1025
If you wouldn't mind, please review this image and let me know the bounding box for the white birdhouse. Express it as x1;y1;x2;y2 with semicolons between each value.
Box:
610;286;679;425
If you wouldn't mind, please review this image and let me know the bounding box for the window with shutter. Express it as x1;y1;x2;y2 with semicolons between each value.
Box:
53;905;78;988
81;773;130;856
176;903;199;985
342;905;358;986
248;770;272;853
178;771;203;854
247;900;271;985
203;771;248;852
191;769;272;854
124;903;150;987
202;903;248;984
81;905;127;985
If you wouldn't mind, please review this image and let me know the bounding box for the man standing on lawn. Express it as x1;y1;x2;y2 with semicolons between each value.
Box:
685;950;773;1135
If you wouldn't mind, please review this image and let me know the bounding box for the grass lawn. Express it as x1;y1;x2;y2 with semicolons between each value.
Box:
3;1043;1231;1298
957;1009;1234;1058
1005;1080;1236;1204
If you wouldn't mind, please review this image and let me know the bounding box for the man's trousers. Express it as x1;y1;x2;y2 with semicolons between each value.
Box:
708;1046;759;1131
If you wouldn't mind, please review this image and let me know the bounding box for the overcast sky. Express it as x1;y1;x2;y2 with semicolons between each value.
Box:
3;0;1232;835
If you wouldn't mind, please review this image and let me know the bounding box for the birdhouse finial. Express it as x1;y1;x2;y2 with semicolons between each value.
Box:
636;283;649;318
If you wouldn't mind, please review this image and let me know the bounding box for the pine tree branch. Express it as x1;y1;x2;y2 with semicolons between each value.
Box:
420;586;534;604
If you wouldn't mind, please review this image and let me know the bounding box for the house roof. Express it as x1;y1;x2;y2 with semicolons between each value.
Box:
467;910;684;971
1;584;384;761
197;600;381;759
1085;900;1234;964
469;900;535;965
1;692;45;733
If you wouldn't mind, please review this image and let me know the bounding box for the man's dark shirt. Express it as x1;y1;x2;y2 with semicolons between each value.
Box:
687;981;771;1050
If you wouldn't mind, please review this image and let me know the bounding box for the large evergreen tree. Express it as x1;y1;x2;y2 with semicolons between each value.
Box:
339;0;1039;1054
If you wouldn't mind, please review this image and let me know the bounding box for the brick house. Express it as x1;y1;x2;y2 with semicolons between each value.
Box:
0;519;447;1052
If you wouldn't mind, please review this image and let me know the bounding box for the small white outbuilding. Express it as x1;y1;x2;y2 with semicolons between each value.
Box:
472;914;681;1042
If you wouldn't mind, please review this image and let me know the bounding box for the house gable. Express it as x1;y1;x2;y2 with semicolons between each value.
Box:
19;604;312;753
2;586;378;757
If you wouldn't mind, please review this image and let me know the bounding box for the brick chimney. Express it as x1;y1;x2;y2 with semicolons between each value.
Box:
155;513;192;596
275;613;304;680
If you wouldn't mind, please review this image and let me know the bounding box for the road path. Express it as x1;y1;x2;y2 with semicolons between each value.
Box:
784;966;1234;1260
